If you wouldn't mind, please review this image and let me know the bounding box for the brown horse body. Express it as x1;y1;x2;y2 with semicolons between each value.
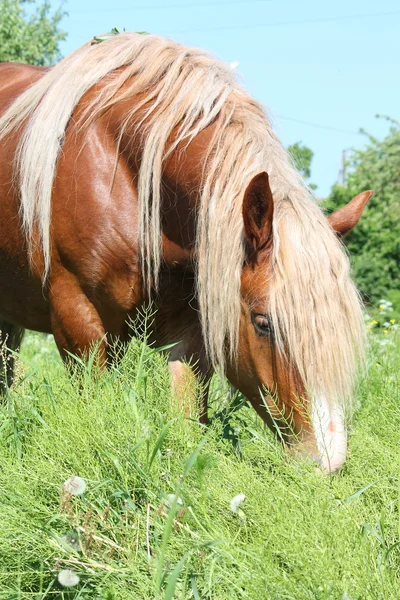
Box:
0;38;372;472
0;61;212;376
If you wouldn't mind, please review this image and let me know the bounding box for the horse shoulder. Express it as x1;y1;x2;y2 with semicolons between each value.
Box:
52;114;144;319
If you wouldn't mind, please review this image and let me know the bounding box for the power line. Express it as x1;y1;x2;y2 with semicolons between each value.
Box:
62;7;396;140
67;8;400;36
276;115;362;136
73;0;273;15
169;9;400;34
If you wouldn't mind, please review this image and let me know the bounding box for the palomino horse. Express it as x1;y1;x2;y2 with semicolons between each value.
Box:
0;33;372;472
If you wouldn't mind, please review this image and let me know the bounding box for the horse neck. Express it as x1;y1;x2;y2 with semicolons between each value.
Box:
113;100;216;270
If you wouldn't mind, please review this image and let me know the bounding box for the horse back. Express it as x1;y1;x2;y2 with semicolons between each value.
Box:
0;63;49;108
0;64;52;331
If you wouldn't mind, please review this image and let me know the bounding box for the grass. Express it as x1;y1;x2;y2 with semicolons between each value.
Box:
0;323;399;599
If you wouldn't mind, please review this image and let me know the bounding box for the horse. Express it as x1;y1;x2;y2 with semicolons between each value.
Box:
0;33;372;472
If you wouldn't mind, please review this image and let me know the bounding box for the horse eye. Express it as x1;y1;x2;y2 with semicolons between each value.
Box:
252;313;272;336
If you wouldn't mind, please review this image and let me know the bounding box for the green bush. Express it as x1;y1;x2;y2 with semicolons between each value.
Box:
0;0;66;65
325;118;400;305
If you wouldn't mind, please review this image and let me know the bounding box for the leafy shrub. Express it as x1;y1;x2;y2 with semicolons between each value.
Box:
325;118;400;305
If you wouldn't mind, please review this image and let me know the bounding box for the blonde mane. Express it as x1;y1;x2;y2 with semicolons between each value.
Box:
0;32;364;408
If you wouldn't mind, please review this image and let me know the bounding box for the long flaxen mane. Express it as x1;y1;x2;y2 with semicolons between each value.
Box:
0;32;364;410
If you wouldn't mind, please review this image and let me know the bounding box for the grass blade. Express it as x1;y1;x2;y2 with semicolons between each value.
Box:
164;553;189;599
149;418;177;469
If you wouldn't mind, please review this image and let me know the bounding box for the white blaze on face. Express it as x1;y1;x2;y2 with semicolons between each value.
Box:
312;395;347;473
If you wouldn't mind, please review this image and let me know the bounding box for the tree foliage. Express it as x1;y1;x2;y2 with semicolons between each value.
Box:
325;118;400;305
288;141;317;189
0;0;66;65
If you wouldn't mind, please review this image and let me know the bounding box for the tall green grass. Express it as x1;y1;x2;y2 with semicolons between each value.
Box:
0;326;399;599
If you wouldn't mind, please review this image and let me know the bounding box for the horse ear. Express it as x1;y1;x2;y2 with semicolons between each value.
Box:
242;172;274;255
328;190;373;236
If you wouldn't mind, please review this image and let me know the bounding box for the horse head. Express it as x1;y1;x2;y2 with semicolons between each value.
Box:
227;172;373;472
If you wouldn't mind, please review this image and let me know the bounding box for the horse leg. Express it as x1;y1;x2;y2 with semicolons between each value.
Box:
49;272;107;367
0;321;25;393
167;346;211;424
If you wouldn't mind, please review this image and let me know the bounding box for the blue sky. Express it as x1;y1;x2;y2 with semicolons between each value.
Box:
54;0;399;197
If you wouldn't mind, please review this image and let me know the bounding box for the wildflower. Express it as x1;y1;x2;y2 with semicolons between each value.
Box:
63;476;86;496
383;330;389;335
230;493;246;513
390;319;396;324
371;320;378;325
378;299;393;314
376;363;381;368
58;569;80;587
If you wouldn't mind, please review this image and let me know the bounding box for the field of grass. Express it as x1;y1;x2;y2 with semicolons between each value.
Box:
0;321;399;599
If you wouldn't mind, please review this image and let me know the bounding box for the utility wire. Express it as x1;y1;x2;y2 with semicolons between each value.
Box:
169;9;400;34
67;9;400;35
73;0;273;14
64;7;394;136
276;115;362;136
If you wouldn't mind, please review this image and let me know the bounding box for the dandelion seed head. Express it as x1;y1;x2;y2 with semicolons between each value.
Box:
63;475;86;496
61;531;80;551
230;493;246;513
165;494;183;508
58;569;80;587
141;423;151;438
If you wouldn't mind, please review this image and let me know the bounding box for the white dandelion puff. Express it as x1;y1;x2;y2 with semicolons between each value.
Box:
165;494;183;508
141;423;151;438
60;531;80;551
230;493;246;513
63;476;86;496
58;569;80;587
